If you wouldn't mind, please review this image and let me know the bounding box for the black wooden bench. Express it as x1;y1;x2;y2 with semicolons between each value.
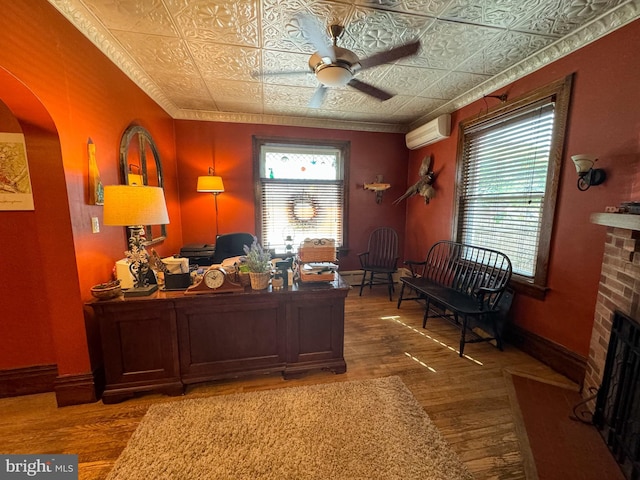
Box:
397;240;513;356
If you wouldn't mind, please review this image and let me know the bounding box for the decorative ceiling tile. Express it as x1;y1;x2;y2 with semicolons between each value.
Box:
150;71;211;99
392;95;447;118
410;20;503;70
458;30;555;75
263;84;318;108
188;42;261;81
206;79;263;103
82;0;179;37
112;30;199;75
513;0;628;37
260;51;316;86
422;70;492;99
165;0;259;46
440;0;545;29
343;6;436;56
379;64;447;96
354;0;453;17
49;0;639;132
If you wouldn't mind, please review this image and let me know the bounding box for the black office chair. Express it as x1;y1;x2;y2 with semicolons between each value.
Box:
358;227;399;301
211;232;256;264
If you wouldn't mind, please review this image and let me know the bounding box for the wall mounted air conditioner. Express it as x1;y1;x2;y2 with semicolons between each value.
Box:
405;114;451;150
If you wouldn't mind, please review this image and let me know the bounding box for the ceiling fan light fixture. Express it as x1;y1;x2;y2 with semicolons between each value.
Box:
315;63;353;87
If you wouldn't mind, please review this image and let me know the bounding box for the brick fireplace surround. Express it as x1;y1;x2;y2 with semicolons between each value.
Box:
584;213;640;397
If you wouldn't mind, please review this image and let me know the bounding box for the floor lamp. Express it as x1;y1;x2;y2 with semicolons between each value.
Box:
197;168;225;238
103;185;170;297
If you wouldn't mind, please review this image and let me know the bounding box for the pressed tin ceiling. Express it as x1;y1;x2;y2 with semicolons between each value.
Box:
49;0;640;133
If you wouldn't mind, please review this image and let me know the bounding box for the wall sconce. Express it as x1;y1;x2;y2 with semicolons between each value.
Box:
197;166;225;238
103;185;170;297
571;155;606;191
364;175;391;204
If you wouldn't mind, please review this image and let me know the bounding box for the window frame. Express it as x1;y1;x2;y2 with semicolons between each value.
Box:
453;75;573;299
252;135;350;252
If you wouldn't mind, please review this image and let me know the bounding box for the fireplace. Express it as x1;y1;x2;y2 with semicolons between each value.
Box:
587;213;640;480
594;310;640;480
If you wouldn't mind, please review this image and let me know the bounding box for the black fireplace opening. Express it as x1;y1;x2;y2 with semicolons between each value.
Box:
594;310;640;480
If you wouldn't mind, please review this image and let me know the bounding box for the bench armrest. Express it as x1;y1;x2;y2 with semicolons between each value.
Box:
403;260;426;277
475;286;507;310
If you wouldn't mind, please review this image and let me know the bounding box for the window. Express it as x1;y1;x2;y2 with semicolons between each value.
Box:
253;137;349;253
454;76;573;297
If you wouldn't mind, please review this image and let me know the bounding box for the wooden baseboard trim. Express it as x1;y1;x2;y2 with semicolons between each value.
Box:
54;373;98;407
505;324;587;386
0;364;58;398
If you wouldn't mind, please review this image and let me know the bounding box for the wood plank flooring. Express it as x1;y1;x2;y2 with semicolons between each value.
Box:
0;287;578;480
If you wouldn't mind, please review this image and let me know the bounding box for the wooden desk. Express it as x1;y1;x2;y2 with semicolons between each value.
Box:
89;275;348;403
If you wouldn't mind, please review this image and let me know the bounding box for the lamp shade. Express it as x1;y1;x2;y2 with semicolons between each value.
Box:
571;154;596;174
103;185;170;227
197;175;225;193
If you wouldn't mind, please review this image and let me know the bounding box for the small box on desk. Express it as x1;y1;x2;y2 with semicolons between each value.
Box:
164;272;191;290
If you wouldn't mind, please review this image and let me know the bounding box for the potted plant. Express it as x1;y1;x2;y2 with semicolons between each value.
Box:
243;240;272;290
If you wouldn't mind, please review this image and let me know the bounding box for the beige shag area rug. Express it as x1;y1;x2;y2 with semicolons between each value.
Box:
107;376;473;480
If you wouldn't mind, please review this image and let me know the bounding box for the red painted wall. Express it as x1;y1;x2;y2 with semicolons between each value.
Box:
175;121;409;271
403;19;640;356
0;2;182;376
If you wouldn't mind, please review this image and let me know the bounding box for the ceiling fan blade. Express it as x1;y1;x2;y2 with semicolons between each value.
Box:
251;69;312;79
308;85;328;108
295;13;336;64
357;40;420;70
347;79;393;101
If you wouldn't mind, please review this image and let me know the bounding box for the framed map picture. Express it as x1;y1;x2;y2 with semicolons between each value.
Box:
0;132;34;211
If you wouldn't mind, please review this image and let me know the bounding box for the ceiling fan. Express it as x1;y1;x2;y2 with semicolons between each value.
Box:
258;14;421;108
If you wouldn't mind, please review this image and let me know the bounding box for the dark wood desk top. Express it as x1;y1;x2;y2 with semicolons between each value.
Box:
89;273;349;306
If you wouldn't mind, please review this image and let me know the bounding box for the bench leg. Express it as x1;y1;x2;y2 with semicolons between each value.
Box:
397;283;406;309
422;299;431;328
459;316;467;357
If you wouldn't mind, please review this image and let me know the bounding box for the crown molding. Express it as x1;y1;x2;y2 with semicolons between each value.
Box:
173;108;407;133
408;0;640;131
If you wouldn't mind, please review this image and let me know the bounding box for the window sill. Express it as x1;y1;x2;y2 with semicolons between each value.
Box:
510;277;548;300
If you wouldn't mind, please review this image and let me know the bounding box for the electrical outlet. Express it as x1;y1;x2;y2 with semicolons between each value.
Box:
91;216;100;233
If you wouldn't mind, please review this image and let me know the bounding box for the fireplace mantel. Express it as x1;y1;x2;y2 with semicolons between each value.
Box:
591;213;640;231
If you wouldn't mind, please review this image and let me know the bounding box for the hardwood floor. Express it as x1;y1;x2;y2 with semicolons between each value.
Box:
0;287;577;480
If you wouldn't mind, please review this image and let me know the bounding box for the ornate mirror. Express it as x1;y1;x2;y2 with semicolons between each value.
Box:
119;125;167;244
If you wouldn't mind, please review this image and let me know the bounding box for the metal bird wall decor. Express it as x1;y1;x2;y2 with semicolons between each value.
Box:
393;155;436;205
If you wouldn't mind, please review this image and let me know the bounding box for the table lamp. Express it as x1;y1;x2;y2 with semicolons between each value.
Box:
104;185;170;297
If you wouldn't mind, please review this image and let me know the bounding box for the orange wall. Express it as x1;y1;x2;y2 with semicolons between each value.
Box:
0;2;182;375
403;19;640;356
175;121;409;271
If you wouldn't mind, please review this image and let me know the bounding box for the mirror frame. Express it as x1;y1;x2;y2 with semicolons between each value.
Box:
119;125;167;245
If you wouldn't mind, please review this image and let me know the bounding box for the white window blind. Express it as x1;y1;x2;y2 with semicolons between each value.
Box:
261;181;344;251
458;101;555;278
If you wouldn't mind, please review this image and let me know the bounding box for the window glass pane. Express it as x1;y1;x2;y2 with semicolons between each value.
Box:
458;102;555;279
262;146;340;180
